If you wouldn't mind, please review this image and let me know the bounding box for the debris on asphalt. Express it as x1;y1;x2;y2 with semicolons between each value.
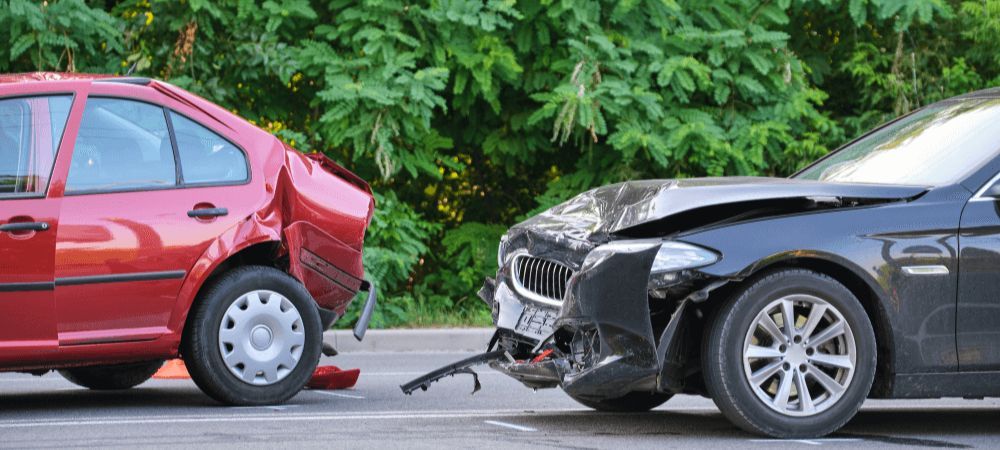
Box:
307;366;360;390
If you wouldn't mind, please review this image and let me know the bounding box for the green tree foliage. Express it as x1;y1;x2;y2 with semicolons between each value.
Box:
0;0;121;72
1;0;996;326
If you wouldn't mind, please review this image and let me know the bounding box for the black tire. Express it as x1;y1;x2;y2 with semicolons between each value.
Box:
703;269;877;438
566;390;673;412
182;265;322;405
58;360;163;390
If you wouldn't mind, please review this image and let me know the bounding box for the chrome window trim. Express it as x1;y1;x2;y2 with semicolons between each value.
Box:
970;170;1000;202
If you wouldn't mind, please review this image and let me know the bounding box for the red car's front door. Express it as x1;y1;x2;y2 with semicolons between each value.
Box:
0;94;74;365
53;84;256;345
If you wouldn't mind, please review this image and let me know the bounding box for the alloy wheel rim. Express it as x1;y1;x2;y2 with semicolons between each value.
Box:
741;294;856;417
218;290;305;386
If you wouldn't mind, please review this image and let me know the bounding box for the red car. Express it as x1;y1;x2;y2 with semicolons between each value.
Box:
0;73;376;405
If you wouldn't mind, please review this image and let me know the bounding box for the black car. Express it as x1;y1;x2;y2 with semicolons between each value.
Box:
403;89;1000;438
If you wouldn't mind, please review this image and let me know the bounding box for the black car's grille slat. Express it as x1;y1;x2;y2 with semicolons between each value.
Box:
512;255;575;303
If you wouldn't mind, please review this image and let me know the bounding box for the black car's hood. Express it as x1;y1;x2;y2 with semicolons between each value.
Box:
513;177;928;242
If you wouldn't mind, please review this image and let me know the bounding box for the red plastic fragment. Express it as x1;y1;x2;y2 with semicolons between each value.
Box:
307;365;360;390
531;349;554;363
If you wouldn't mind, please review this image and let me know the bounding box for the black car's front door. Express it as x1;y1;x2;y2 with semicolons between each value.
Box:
957;175;1000;370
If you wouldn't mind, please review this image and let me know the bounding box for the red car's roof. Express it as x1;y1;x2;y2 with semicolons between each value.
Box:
0;72;258;133
0;72;118;84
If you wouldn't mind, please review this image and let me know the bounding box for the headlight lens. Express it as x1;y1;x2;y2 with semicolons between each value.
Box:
650;241;718;273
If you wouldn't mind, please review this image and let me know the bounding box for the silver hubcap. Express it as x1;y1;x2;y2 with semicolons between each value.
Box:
742;294;856;417
219;290;305;386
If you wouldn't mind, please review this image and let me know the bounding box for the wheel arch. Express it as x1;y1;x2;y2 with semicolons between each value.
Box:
200;240;285;283
167;239;285;343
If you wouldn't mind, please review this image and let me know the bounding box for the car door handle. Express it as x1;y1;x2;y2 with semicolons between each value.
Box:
187;207;228;218
0;221;50;233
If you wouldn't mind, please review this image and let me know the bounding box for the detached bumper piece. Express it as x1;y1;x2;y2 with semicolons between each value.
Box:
400;350;506;395
352;280;377;341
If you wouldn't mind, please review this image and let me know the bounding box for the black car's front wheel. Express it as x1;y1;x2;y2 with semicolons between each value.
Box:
182;266;322;405
704;269;876;438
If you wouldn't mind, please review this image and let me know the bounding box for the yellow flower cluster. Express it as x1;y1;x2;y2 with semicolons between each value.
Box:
286;73;304;92
264;120;286;133
122;3;153;27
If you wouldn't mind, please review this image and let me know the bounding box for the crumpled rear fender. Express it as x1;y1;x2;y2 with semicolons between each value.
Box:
279;149;372;314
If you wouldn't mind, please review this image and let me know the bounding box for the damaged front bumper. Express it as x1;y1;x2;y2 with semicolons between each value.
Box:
402;229;726;401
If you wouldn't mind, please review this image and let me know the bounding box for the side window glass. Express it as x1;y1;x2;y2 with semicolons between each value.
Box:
0;96;72;197
66;98;176;193
170;112;248;184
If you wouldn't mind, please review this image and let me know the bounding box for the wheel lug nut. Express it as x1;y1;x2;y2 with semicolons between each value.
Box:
779;345;787;353
793;335;802;344
806;348;814;356
799;364;807;372
782;362;791;371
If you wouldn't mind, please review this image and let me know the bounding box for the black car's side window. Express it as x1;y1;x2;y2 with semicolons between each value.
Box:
66;98;177;193
169;111;248;185
0;95;72;198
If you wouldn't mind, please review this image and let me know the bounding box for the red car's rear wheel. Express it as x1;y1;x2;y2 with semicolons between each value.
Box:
182;266;322;405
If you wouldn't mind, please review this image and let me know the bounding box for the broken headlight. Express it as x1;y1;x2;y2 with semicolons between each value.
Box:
648;241;719;289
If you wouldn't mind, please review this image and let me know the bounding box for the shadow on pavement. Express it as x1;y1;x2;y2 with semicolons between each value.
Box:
0;387;217;413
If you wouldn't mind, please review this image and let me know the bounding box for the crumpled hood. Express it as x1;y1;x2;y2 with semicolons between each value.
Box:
512;177;927;243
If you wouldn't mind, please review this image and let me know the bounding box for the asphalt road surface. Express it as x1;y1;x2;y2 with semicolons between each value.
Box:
2;352;999;449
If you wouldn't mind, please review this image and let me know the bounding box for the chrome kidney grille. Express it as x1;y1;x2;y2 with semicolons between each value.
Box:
511;254;575;305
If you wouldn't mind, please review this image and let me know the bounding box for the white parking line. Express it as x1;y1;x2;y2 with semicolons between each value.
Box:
484;420;536;432
750;438;863;446
227;405;300;411
311;390;365;399
0;378;65;383
352;372;504;377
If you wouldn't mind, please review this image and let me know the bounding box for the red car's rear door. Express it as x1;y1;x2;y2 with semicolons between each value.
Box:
53;84;256;345
0;94;74;364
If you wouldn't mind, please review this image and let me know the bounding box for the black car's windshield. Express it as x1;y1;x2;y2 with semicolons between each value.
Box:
796;97;1000;186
